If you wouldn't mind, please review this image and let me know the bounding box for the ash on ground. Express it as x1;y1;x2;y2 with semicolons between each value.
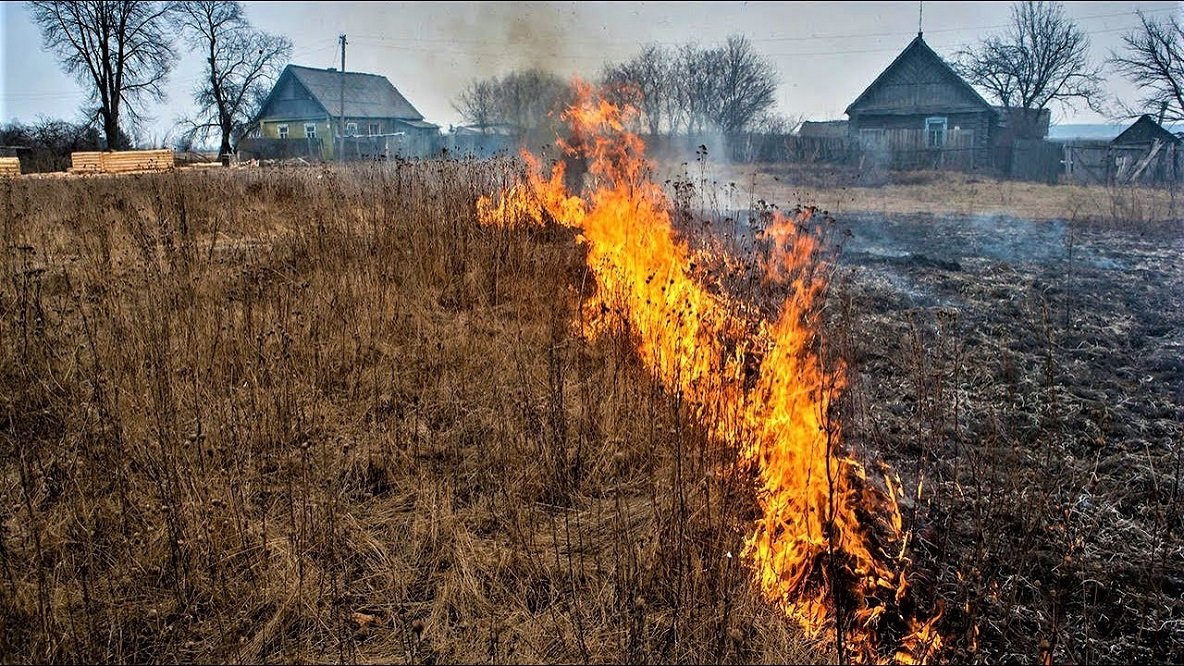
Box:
832;212;1182;663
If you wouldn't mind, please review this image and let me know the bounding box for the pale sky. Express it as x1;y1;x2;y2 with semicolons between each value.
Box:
3;1;1181;144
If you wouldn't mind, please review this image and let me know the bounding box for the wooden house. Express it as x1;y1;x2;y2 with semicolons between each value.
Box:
241;65;439;161
845;33;1048;172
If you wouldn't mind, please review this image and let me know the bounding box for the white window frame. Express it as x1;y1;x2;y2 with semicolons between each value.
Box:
368;123;380;136
304;123;317;139
925;116;948;148
277;123;289;139
346;122;358;136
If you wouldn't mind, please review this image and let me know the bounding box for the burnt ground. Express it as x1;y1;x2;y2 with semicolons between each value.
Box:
829;212;1183;662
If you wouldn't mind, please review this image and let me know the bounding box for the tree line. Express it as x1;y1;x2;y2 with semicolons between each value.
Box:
452;2;1184;141
452;35;787;139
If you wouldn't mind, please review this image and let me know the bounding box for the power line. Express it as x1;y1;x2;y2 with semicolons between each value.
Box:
348;5;1177;48
346;7;1176;63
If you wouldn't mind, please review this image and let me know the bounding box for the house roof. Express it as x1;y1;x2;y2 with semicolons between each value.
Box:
796;120;848;138
399;119;440;130
451;123;523;136
845;34;994;117
269;65;426;121
1111;114;1181;146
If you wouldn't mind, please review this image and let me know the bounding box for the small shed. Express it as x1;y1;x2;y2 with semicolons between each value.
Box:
1109;115;1181;184
1112;115;1180;148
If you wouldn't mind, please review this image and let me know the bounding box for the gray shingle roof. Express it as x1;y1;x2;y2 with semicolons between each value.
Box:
287;65;425;120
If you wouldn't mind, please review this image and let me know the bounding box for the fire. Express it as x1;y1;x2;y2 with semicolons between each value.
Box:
477;80;941;663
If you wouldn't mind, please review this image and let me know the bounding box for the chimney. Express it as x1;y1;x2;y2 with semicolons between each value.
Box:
1158;100;1169;126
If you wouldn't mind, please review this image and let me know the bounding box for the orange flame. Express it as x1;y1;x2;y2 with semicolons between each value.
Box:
477;80;941;663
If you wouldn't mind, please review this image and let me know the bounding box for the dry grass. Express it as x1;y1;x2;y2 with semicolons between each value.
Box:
0;162;819;663
665;161;1184;225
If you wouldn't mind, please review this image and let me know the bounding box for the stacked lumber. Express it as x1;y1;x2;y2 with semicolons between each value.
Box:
0;157;19;177
69;152;105;173
69;149;175;174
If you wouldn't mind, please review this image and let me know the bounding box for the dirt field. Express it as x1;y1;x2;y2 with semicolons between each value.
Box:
1;161;1180;663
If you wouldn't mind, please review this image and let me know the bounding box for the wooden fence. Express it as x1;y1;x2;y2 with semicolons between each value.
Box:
857;128;978;171
237;137;324;161
1062;141;1181;185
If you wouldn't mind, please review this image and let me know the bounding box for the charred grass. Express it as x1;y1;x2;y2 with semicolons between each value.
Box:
828;212;1184;662
0;162;817;663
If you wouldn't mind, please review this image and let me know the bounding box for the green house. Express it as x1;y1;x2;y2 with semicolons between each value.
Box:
242;64;439;160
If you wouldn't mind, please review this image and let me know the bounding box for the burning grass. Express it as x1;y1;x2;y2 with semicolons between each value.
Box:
476;83;941;663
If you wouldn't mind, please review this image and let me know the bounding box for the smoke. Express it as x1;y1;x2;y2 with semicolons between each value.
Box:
431;3;600;109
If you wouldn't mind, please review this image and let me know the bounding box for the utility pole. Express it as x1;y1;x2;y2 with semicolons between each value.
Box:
339;33;346;165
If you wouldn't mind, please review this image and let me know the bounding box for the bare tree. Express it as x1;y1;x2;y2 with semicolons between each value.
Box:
1110;11;1184;124
677;42;721;135
709;35;778;134
955;1;1104;113
601;44;674;135
170;0;291;158
452;69;571;137
452;79;499;132
27;1;176;149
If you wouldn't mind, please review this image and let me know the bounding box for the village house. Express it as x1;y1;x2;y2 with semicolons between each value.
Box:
241;64;439;161
845;33;1048;172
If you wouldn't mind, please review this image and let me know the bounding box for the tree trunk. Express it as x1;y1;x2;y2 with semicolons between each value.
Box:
219;122;233;164
103;113;122;151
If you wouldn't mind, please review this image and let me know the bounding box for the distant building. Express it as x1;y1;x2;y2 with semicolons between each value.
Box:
1111;114;1181;148
241;65;439;161
444;123;521;158
796;120;848;139
1109;114;1181;183
844;33;1048;172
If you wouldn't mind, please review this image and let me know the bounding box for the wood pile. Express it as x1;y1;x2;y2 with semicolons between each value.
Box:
0;157;19;177
69;149;175;174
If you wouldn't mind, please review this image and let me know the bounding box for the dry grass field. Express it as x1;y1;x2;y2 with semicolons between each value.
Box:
2;156;1181;664
0;162;819;663
657;160;1184;227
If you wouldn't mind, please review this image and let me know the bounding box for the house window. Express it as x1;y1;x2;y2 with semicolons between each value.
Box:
369;123;380;136
277;124;289;139
925;117;948;148
304;123;317;139
346;122;358;136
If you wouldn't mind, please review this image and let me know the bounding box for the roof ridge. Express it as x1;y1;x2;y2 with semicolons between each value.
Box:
845;34;992;116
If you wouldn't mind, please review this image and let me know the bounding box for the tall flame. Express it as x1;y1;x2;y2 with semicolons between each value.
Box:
477;81;942;663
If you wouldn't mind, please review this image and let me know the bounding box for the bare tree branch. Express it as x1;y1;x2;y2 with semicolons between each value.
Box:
169;0;292;157
28;0;176;149
954;1;1104;113
451;69;571;140
1110;11;1184;124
